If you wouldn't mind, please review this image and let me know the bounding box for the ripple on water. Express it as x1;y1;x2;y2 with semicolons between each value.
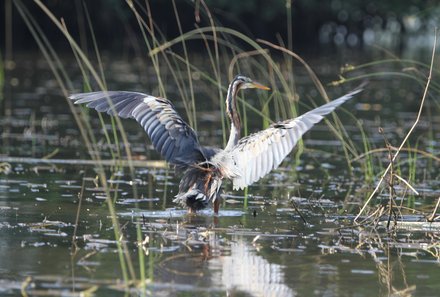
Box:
115;197;160;205
118;208;245;218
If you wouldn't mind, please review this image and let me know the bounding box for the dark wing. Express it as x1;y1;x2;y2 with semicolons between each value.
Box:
69;91;206;167
214;88;362;190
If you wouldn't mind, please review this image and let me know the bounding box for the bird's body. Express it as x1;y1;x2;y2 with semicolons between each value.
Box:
70;76;362;214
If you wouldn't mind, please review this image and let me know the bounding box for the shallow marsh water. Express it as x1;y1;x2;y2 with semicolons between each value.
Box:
1;52;440;296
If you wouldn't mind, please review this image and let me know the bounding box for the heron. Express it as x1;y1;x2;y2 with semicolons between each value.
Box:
69;75;362;214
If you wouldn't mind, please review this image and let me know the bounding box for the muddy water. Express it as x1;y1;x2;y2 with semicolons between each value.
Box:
1;53;439;296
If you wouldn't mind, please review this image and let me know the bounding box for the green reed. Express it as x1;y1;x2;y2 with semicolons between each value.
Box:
338;54;440;191
355;33;438;223
14;0;149;290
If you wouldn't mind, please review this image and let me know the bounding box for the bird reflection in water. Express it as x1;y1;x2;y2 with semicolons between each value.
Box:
159;227;295;296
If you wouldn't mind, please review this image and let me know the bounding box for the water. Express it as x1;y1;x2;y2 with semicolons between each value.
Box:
1;52;439;296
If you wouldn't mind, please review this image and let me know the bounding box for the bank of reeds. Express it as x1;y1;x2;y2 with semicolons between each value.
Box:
348;31;439;226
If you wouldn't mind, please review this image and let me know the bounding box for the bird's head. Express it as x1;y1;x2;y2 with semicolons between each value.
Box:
233;75;270;91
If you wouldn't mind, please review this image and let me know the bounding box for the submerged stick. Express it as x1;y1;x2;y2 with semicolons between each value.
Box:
355;29;438;222
427;197;440;222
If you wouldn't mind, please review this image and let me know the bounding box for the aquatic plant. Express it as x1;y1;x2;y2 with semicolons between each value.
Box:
354;30;438;225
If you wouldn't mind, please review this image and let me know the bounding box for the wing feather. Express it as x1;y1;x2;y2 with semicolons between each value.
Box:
213;88;362;189
69;91;206;167
161;138;174;157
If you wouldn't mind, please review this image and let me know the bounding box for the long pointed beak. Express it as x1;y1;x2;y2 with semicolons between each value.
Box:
252;81;270;91
241;81;270;91
252;81;271;90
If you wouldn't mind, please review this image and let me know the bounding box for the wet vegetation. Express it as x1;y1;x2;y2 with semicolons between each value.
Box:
1;1;440;296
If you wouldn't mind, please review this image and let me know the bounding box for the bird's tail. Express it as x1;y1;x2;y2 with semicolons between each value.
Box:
173;165;222;212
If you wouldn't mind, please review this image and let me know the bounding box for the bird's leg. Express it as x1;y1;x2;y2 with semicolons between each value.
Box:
213;198;220;215
202;244;210;261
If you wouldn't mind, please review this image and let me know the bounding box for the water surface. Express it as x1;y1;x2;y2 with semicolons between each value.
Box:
1;52;439;296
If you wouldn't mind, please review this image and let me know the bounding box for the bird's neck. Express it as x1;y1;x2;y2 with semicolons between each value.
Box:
225;123;240;151
225;82;241;151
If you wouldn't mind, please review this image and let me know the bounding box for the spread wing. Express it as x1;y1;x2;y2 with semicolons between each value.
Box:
69;91;206;167
216;88;362;190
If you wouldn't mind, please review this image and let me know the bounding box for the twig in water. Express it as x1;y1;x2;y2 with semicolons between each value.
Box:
72;175;86;254
427;197;440;222
20;276;32;297
393;175;419;196
379;127;398;230
291;199;308;224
